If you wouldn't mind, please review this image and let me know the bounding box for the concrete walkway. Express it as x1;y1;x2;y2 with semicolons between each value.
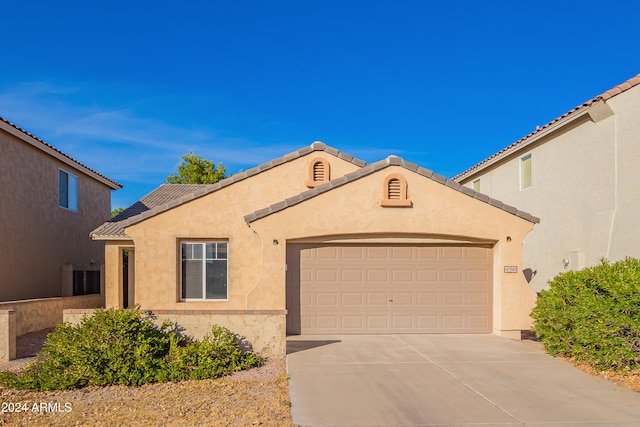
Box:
286;334;640;426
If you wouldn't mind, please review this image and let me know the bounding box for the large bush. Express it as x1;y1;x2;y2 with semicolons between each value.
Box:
0;308;261;391
531;257;640;371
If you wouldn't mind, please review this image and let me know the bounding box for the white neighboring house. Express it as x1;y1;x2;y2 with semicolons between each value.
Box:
455;73;640;293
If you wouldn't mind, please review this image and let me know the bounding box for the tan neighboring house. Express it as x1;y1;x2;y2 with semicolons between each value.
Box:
0;117;122;301
455;73;640;293
91;142;539;356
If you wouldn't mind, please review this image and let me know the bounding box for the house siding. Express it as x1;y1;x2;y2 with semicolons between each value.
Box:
459;84;639;292
0;126;113;301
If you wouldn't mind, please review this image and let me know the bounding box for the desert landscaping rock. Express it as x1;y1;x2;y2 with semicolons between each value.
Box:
1;331;294;426
0;358;293;426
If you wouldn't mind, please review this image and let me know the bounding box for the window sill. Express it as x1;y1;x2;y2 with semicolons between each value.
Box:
304;179;329;188
380;199;413;207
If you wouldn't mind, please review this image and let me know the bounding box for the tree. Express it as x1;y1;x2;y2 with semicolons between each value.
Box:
111;207;125;218
166;152;227;184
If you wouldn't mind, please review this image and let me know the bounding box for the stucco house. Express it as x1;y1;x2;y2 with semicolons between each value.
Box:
455;73;640;293
91;143;539;356
0;117;122;301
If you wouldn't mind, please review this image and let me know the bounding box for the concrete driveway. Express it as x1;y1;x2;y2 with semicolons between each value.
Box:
286;334;640;426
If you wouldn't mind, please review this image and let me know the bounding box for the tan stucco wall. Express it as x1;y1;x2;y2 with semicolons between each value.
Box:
248;165;536;335
0;310;16;361
460;85;640;292
104;151;535;349
0;128;112;301
0;295;102;360
115;152;362;312
0;294;102;336
64;309;286;357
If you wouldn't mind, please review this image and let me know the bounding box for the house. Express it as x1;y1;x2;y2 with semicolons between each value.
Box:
0;117;122;301
455;73;640;293
91;143;539;356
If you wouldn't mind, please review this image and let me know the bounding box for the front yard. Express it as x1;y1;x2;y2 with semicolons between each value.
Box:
0;358;293;426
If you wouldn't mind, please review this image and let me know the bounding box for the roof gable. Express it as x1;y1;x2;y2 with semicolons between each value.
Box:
90;142;366;239
453;73;640;181
244;155;540;224
0;117;122;189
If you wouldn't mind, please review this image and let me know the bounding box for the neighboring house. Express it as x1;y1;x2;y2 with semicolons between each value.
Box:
455;73;640;293
91;142;539;356
0;117;122;301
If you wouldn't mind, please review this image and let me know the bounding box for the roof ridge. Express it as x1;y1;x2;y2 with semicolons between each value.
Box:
453;72;640;181
244;155;539;224
90;142;366;238
0;116;122;189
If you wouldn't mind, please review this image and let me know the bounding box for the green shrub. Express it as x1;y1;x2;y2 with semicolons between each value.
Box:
531;257;640;371
0;307;262;391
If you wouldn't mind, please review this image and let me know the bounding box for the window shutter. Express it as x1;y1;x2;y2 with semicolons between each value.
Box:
388;178;401;199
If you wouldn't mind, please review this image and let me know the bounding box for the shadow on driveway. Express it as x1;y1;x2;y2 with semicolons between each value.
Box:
286;338;341;355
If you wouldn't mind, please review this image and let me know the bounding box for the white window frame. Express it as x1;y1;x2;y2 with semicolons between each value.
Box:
520;154;532;190
180;241;228;301
58;169;78;211
472;178;481;192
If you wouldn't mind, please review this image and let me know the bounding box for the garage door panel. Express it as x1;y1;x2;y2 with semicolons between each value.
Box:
367;315;389;329
342;292;364;306
367;292;389;305
441;270;464;282
366;247;388;258
442;247;464;259
290;244;492;334
392;269;414;282
417;269;438;282
417;292;439;305
342;269;364;283
367;269;389;282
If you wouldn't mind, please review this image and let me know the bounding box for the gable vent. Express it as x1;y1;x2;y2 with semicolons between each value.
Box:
380;173;412;207
387;178;401;199
313;161;326;181
305;157;331;188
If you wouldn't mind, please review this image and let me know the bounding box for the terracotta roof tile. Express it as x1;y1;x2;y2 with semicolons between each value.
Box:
245;155;540;224
91;142;366;239
1;116;121;189
453;73;640;181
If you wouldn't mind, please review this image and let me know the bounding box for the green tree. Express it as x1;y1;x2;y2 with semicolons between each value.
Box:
166;152;227;184
111;207;126;218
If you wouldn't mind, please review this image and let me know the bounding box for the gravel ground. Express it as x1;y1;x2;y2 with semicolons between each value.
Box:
0;330;295;426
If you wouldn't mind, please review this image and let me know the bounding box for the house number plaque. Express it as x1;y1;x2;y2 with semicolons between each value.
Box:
504;266;518;273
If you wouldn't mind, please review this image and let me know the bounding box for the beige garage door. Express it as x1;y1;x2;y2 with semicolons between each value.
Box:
286;244;492;334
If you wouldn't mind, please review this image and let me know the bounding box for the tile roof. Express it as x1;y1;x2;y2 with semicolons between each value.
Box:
90;142;366;239
453;73;640;181
0;116;122;189
244;155;540;224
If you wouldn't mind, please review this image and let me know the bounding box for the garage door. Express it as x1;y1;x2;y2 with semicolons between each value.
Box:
286;244;492;334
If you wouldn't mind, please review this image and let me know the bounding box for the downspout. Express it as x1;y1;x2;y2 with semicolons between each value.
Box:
606;107;618;258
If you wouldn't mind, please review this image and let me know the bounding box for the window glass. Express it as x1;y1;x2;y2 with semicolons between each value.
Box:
181;241;228;300
58;169;78;211
521;154;532;189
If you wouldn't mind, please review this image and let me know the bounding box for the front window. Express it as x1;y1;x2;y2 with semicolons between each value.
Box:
59;169;78;211
181;241;228;300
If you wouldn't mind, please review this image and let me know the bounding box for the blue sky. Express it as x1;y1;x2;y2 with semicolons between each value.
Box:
2;1;639;209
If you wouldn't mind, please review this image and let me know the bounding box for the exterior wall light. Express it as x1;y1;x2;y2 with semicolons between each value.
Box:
273;239;279;245
506;236;512;242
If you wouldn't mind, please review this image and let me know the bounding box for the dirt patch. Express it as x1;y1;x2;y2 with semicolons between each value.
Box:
564;358;640;393
1;330;295;426
0;359;294;426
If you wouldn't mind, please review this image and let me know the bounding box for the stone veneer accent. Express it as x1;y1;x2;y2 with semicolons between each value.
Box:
64;309;287;357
